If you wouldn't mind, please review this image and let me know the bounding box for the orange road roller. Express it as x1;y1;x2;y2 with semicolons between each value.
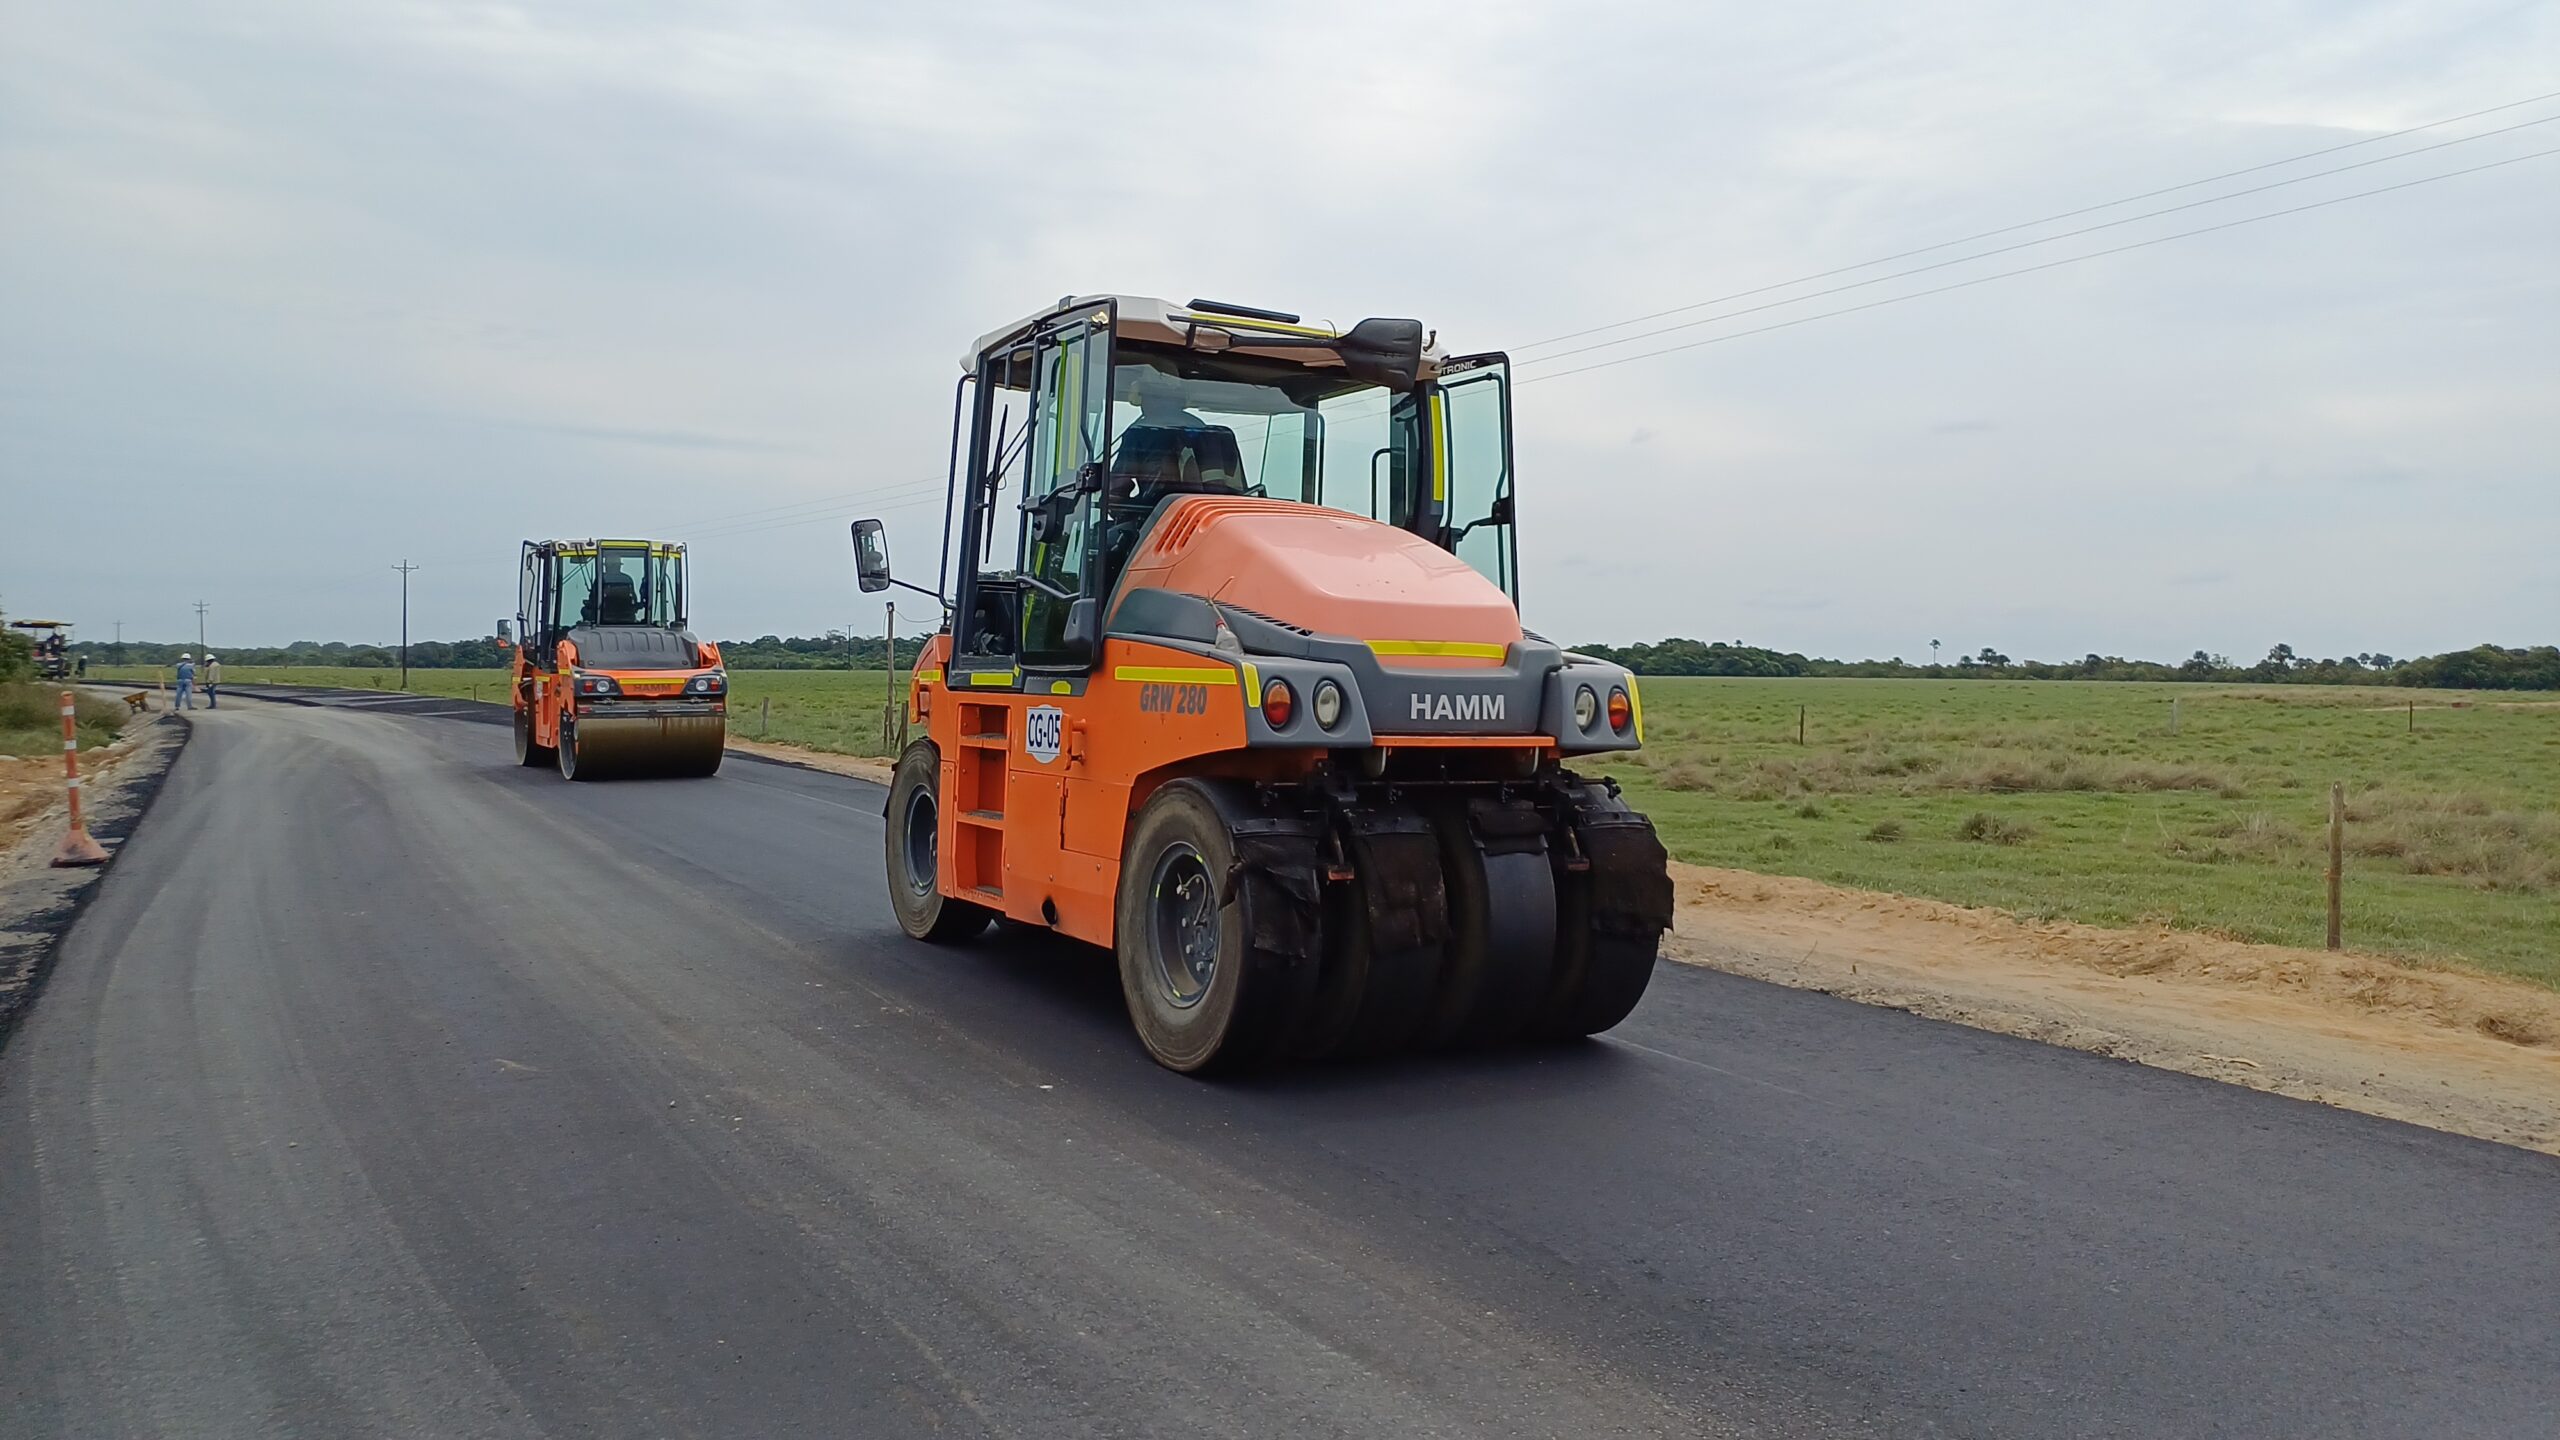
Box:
505;538;727;780
855;296;1671;1070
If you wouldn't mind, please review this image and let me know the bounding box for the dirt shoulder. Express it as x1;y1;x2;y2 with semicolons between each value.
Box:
0;711;188;1047
726;737;894;784
1663;862;2560;1155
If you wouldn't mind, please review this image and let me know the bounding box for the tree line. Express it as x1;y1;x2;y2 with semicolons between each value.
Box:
1564;639;2560;690
63;634;2558;690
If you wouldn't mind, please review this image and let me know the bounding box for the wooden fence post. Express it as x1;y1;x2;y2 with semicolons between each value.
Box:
2326;782;2344;951
1798;705;1806;746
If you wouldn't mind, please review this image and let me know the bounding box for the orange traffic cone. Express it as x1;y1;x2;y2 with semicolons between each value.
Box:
49;691;109;869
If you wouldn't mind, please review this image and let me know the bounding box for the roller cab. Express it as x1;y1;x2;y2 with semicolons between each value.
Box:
508;539;727;780
859;296;1672;1071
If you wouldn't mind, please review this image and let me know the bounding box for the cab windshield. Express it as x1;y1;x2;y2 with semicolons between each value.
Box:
1104;347;1425;529
561;544;684;628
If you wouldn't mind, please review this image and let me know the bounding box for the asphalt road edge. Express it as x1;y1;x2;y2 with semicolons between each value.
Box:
0;716;191;1057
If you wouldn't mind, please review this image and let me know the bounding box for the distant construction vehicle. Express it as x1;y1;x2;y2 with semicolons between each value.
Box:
10;620;75;680
855;295;1672;1070
505;539;727;779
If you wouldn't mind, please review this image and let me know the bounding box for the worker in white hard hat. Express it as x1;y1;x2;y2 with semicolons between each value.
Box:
173;652;197;711
203;654;223;709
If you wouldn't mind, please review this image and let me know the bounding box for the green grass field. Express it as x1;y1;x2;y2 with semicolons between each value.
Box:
1584;678;2559;987
97;667;2559;986
0;682;125;758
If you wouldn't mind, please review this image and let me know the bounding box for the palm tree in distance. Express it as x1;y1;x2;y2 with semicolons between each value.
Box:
1930;639;1941;667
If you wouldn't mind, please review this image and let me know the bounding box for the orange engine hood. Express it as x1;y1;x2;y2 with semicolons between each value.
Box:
1113;497;1520;665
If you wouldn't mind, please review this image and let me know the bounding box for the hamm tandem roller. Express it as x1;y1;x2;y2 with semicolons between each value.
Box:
506;538;728;780
856;295;1672;1071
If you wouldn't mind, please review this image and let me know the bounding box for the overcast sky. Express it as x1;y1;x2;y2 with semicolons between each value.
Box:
3;0;2553;661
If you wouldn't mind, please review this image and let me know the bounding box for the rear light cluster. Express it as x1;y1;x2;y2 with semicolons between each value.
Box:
686;673;726;695
574;673;618;697
1574;682;1636;736
1261;676;1350;733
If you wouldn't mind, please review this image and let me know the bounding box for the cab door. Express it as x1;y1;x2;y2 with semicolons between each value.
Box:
1433;353;1519;607
1009;307;1116;926
1017;310;1113;667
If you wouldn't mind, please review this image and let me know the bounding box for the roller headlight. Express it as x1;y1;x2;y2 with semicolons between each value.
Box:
686;673;726;695
574;672;618;697
1573;684;1599;731
1312;679;1344;730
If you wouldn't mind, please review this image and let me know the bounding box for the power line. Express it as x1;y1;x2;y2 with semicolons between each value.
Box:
1517;87;2560;354
1526;111;2560;367
1519;146;2560;386
678;481;950;543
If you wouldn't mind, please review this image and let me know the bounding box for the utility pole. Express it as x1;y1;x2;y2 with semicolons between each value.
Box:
194;600;210;653
394;560;420;691
113;620;124;666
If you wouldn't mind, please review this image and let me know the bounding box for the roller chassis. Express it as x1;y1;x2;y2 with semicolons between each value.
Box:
886;704;1674;1070
1166;762;1671;1065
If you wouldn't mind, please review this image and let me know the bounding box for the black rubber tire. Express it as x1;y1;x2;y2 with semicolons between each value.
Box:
514;705;553;767
1535;789;1665;1039
1290;863;1441;1061
885;741;992;944
1423;805;1558;1049
1114;784;1273;1072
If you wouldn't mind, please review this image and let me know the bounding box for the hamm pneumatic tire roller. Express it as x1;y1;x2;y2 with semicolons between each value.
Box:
504;538;729;781
857;294;1673;1071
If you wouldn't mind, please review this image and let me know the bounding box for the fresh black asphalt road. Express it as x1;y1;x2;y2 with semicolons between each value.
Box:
4;694;2555;1438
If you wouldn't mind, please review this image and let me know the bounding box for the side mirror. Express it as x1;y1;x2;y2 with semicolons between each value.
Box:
496;619;514;647
851;518;892;593
1338;317;1426;388
1058;597;1101;667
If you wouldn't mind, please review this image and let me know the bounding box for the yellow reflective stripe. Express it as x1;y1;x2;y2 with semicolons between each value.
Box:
1627;675;1645;743
1429;392;1449;503
1242;662;1262;708
1113;666;1238;686
1048;680;1073;695
911;668;943;685
1173;312;1339;339
1367;640;1509;660
964;669;1018;687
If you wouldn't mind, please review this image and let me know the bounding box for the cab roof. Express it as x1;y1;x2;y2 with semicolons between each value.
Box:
964;294;1450;380
525;539;686;554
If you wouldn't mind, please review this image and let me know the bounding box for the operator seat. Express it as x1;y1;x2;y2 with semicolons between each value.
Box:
595;571;642;624
1102;424;1246;575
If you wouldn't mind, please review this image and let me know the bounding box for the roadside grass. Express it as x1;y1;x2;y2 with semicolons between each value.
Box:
1582;678;2560;988
94;667;2560;986
0;682;124;757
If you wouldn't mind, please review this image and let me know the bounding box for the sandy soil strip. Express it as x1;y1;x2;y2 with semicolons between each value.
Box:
726;737;894;785
1662;864;2560;1155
